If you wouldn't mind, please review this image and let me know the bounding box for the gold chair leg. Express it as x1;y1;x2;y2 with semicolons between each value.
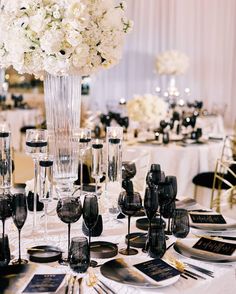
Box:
193;185;198;200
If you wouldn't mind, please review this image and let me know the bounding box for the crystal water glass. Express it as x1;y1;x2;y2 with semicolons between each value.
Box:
78;129;91;197
25;129;48;230
39;155;53;239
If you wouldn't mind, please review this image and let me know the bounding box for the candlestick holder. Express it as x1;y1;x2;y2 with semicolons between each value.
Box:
0;123;12;191
105;127;123;217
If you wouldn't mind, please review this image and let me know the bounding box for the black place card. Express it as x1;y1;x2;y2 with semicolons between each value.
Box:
190;213;226;224
23;274;66;293
193;237;236;256
134;258;180;282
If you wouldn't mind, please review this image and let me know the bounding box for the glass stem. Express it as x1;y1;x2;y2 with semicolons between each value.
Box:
44;202;48;237
33;159;38;229
18;229;21;262
2;220;5;262
89;229;91;247
80;155;83;198
167;217;171;233
95;178;99;199
127;216;131;251
67;223;71;260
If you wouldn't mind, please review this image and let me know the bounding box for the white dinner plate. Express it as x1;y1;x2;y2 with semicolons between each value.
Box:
189;212;236;232
100;258;180;288
174;238;236;264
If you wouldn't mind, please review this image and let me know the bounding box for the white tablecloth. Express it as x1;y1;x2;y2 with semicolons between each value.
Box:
5;199;236;294
124;141;223;198
0;108;40;150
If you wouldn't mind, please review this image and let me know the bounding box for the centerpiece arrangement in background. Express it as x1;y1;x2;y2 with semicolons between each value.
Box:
127;94;168;130
0;0;132;195
155;50;189;97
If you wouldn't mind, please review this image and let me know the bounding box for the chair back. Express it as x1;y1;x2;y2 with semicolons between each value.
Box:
210;158;236;212
221;135;236;161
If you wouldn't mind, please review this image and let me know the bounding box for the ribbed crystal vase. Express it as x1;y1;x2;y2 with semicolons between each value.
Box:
44;74;81;196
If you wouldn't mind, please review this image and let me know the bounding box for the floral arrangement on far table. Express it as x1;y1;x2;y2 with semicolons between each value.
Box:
156;50;189;76
127;94;168;127
0;0;132;76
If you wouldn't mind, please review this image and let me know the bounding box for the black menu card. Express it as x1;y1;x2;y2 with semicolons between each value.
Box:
23;274;66;293
134;259;180;282
193;237;236;256
190;214;226;224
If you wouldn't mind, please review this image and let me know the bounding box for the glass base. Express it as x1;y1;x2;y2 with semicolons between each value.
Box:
90;260;98;267
119;247;138;256
58;257;69;266
11;258;28;265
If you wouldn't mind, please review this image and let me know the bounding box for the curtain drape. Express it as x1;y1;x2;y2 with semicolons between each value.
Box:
91;0;236;127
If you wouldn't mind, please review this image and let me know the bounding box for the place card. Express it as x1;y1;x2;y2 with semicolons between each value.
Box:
23;274;66;293
190;213;226;224
134;258;180;282
193;237;236;256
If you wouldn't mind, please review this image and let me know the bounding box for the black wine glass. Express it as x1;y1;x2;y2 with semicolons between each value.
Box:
57;197;82;265
69;237;90;274
11;193;28;264
144;186;159;251
83;194;99;247
172;209;190;238
83;194;99;266
118;191;142;255
0;194;12;266
158;182;174;223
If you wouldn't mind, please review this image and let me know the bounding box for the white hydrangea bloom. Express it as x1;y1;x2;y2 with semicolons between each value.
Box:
127;94;168;127
156;50;189;76
0;0;132;76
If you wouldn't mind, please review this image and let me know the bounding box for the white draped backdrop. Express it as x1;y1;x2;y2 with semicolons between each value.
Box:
90;0;236;127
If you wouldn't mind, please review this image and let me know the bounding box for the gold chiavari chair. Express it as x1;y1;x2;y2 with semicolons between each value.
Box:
210;159;236;212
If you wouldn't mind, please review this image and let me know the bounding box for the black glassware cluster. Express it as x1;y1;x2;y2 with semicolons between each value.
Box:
118;161;142;255
142;164;189;258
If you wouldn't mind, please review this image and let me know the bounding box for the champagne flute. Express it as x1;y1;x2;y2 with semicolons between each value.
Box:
91;139;104;197
78;129;91;197
11;193;28;264
25;129;48;230
118;191;142;255
57;196;82;265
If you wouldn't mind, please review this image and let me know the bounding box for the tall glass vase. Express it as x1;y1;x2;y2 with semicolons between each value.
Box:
44;74;81;197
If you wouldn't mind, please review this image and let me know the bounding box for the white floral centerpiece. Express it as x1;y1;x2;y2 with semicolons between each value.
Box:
155;50;189;76
0;0;132;76
127;94;168;128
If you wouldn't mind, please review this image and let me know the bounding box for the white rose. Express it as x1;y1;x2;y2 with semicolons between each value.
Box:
29;12;46;33
41;29;64;54
66;30;82;47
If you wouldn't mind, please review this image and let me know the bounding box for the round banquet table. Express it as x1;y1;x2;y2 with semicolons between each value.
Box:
0;108;41;150
124;140;223;198
3;198;236;294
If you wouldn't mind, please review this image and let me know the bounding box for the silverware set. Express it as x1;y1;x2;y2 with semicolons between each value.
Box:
92;279;116;294
184;262;214;278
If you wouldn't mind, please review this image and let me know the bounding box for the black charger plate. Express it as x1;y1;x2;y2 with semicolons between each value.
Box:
90;241;118;259
125;232;146;248
27;246;62;263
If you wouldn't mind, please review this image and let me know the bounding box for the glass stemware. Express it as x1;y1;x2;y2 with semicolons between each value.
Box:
56;196;82;265
69;237;90;274
172;209;190;238
25;129;48;230
0;194;12;266
11;193;28;265
39;155;53;239
118;191;142;255
144;186;159;252
78;129;91;197
0;124;12;190
91;139;104;197
83;194;99;247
